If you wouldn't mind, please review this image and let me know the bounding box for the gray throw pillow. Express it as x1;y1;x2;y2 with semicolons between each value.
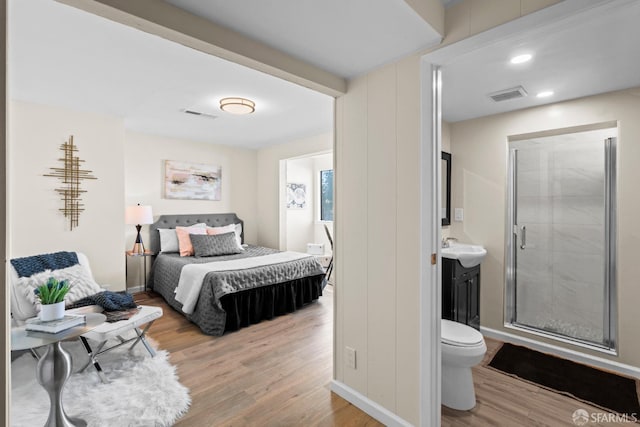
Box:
190;232;244;257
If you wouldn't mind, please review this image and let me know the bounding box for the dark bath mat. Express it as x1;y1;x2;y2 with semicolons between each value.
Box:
488;342;640;417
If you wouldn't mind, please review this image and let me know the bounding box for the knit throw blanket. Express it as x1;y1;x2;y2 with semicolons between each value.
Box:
10;251;79;278
67;291;137;312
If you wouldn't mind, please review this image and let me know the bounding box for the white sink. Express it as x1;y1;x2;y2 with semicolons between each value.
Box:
441;242;487;268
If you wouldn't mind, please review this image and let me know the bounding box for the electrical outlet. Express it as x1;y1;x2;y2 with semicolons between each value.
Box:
345;346;357;369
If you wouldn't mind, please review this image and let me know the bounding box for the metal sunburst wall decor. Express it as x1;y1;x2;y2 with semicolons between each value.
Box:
44;135;97;230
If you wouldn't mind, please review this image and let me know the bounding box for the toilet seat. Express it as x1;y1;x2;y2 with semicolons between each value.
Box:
441;319;484;347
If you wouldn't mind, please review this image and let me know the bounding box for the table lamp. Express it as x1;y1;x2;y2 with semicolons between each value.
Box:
125;204;153;254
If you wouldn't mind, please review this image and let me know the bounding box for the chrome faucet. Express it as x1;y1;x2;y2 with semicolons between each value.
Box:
442;237;458;248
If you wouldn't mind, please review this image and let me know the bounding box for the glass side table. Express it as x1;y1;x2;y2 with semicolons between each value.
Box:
125;250;154;293
11;313;106;427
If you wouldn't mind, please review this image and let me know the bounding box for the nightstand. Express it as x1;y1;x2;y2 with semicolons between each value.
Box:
125;250;154;293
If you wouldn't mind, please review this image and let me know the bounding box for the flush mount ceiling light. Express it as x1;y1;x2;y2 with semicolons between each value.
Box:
219;97;255;115
510;54;533;64
537;90;555;98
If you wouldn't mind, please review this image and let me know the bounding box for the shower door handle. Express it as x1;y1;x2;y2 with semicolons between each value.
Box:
520;225;527;250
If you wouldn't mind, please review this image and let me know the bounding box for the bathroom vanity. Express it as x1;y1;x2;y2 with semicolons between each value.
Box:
442;258;480;331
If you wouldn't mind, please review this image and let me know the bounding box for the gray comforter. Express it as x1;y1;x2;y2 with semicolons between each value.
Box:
149;245;325;335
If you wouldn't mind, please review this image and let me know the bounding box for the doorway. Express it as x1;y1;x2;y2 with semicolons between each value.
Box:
279;151;334;276
506;125;618;352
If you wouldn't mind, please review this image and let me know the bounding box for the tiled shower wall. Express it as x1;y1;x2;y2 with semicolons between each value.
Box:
514;128;615;344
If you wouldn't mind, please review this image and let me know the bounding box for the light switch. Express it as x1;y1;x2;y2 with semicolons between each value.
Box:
454;208;464;222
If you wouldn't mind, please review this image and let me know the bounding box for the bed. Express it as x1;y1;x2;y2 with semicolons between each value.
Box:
147;213;327;336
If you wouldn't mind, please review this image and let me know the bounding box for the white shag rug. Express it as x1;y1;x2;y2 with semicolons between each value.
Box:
11;335;191;427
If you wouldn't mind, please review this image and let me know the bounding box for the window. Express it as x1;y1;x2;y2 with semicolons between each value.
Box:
320;169;334;221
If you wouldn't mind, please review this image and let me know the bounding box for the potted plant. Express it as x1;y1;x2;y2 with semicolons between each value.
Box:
35;277;70;321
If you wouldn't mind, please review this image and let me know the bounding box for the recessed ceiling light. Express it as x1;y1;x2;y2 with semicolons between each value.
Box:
510;54;533;64
537;91;554;98
220;97;255;115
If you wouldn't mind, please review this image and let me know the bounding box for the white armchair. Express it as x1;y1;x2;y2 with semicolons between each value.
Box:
10;251;163;383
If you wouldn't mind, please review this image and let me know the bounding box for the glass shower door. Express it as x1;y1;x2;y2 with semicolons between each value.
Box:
507;127;616;350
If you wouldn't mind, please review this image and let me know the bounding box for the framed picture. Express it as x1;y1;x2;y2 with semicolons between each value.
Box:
286;183;306;209
164;160;221;201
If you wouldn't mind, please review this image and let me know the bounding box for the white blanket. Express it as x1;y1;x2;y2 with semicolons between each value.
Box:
175;252;313;314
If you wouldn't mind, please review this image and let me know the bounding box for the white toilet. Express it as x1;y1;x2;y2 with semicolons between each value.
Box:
441;319;487;410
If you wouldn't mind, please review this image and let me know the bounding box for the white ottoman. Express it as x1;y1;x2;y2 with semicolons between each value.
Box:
77;305;163;383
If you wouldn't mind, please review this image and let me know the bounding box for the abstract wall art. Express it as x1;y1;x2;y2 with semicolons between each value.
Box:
164;160;222;201
286;183;307;209
44;135;97;230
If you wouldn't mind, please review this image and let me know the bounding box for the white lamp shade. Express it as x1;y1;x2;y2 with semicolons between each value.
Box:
125;205;153;225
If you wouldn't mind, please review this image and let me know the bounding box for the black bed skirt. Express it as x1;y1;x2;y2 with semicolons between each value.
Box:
221;274;326;333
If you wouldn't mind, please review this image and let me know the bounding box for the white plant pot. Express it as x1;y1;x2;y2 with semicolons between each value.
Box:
40;301;65;321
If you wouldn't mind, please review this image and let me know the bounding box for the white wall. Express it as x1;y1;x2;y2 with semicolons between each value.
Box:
442;121;451;152
285;156;314;252
123;130;258;251
331;2;567;420
256;132;332;249
335;54;422;425
123;132;258;289
9;100;125;288
284;152;334;254
448;88;640;366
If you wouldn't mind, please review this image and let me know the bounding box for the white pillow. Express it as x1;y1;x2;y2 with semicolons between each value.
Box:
235;223;243;244
10;272;37;321
158;223;207;253
11;264;103;320
158;229;179;253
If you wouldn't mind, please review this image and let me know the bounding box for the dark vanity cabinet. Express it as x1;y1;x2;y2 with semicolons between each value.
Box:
442;258;480;330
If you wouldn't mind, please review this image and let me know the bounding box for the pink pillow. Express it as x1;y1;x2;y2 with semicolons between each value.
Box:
176;226;207;257
206;224;236;236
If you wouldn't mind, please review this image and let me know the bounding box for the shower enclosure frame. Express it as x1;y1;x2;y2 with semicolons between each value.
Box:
504;123;618;354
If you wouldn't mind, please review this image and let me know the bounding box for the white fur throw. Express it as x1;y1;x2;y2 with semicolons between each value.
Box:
11;334;191;426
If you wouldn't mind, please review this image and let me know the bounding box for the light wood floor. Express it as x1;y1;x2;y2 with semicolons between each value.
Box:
136;290;620;426
442;338;620;427
135;287;383;426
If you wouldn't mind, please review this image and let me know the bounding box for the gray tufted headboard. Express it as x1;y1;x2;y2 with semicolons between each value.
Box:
148;213;244;255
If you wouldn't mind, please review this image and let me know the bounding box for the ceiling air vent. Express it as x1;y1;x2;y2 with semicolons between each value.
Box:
181;108;218;120
488;86;528;102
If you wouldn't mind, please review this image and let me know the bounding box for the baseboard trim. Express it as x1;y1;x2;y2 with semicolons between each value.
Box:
330;380;412;427
481;326;640;379
126;285;144;294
